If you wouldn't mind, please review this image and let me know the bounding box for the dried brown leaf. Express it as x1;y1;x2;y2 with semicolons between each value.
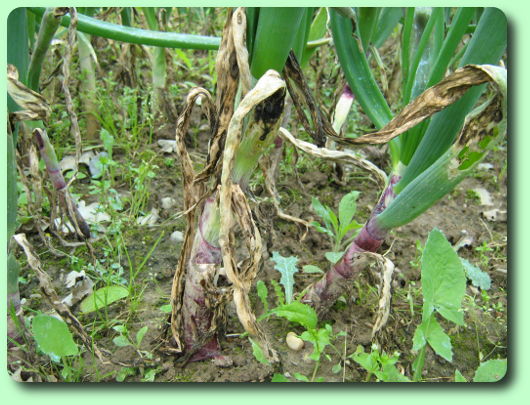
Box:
278;127;387;188
7;65;51;121
349;65;499;145
218;70;286;361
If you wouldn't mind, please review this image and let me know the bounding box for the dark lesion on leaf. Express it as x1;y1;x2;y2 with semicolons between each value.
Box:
254;87;286;125
229;52;239;80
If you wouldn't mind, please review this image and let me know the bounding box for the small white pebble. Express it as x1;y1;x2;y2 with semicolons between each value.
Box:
286;332;304;351
161;197;176;210
170;231;184;243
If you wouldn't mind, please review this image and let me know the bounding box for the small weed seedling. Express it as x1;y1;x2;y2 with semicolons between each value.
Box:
311;191;363;264
254;252;346;382
351;344;410;382
112;324;151;359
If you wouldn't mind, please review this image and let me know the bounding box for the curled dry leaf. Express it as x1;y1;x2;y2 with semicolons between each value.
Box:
279;127;387;189
62;270;94;307
344;64;505;145
283;51;333;146
7;64;51;121
170;9;247;357
365;252;395;338
218;70;287;362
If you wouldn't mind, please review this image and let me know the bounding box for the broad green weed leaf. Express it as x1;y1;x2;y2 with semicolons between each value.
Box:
338;190;359;229
159;304;172;313
301;325;332;361
112;325;127;334
412;324;426;351
113;335;131;347
421;229;466;325
302;265;324;274
379;364;411;382
293;372;310;382
350;345;379;374
31;315;78;358
328;208;339;235
455;370;468;382
473;359;507;382
461;258;491;290
271;373;289;382
422;315;453;362
141;368;158;382
116;367;136;382
136;326;148;347
310;221;334;238
271;252;299;303
332;363;342;374
311;197;339;236
271;301;317;330
339;220;363;239
80;285;129;313
325;251;344;264
256;280;269;312
100;128;115;158
249;337;270;365
311;197;332;228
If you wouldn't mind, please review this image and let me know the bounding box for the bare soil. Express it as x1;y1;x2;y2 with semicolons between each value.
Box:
9;132;507;382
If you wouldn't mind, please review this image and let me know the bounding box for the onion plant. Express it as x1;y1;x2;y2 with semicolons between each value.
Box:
7;8;30;342
171;7;313;362
302;7;507;312
140;7;169;118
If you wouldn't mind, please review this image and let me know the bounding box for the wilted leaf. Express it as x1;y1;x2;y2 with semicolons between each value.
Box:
7;64;51;121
